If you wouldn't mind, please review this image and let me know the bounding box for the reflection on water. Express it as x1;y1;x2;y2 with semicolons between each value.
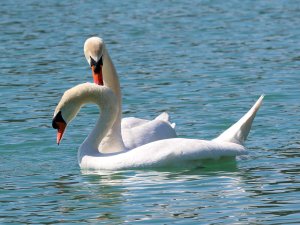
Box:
80;169;248;223
1;154;300;224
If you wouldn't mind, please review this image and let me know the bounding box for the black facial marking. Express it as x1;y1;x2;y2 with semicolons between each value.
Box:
90;56;103;73
90;56;97;67
52;111;66;129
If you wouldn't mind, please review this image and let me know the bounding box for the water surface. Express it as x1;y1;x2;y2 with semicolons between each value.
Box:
1;0;300;224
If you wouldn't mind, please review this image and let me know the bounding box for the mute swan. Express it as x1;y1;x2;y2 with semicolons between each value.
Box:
83;37;176;152
52;83;264;170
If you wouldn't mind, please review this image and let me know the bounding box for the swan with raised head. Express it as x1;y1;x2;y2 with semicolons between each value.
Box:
52;82;263;170
83;37;176;152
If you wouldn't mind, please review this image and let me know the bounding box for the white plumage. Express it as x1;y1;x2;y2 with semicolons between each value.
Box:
52;83;263;170
83;37;177;151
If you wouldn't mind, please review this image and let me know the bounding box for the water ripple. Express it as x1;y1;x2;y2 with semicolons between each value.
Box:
1;0;300;224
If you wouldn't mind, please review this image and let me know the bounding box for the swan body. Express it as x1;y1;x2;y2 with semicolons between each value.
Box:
84;37;177;151
52;83;264;170
80;138;245;170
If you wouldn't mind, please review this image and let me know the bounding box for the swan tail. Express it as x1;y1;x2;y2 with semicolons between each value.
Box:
213;95;264;145
155;112;176;128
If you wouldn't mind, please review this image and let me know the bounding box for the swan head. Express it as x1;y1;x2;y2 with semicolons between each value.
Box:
84;37;105;85
52;111;66;145
52;85;85;145
52;83;119;146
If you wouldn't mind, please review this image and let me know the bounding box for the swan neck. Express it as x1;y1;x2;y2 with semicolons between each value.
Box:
77;85;125;155
102;49;123;151
103;49;122;108
85;106;114;151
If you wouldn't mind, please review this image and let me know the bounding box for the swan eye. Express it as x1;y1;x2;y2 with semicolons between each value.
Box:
52;111;66;129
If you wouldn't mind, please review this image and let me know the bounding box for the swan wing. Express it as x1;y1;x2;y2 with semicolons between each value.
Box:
155;112;176;128
121;117;149;129
121;117;177;149
121;113;177;149
121;112;174;129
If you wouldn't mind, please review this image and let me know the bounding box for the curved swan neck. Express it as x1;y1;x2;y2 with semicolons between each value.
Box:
59;83;125;155
84;91;116;149
87;85;126;154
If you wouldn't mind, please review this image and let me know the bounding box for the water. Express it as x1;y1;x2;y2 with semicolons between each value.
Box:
1;0;300;224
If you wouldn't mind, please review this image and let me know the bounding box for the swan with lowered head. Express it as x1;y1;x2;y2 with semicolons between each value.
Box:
83;37;176;152
52;82;264;170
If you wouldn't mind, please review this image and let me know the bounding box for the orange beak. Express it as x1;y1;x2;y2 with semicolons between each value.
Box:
92;65;104;85
56;122;66;145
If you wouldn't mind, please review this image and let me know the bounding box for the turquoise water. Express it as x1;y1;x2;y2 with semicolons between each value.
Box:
1;0;300;224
